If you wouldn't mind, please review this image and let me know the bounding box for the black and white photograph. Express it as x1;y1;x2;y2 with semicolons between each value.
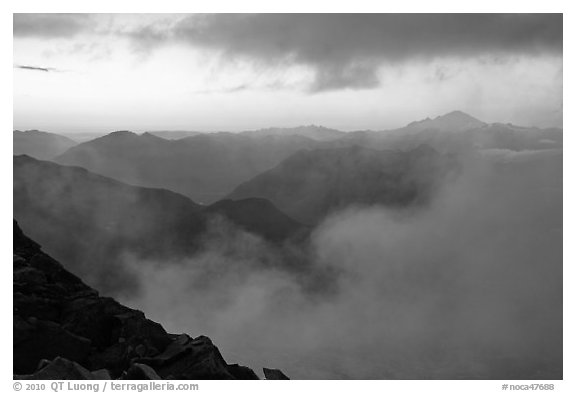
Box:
8;7;569;388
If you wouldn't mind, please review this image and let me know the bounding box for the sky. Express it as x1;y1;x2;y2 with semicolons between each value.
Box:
13;13;563;133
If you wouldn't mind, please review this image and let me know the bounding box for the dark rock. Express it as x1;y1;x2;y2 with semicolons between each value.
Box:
138;335;236;380
15;357;109;380
61;299;171;376
119;363;161;380
91;369;113;379
227;364;260;380
13;220;259;380
263;367;290;380
14;316;91;374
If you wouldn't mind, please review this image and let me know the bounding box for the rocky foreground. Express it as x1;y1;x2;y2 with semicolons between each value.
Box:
13;220;287;380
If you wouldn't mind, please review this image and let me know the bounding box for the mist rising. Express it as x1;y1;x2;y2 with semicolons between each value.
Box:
120;149;562;379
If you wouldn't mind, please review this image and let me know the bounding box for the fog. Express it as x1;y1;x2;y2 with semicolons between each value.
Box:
120;149;562;379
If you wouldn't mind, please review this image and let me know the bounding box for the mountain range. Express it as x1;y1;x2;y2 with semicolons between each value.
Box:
14;155;306;295
14;111;562;278
240;125;345;141
54;131;323;204
15;112;562;206
336;112;562;152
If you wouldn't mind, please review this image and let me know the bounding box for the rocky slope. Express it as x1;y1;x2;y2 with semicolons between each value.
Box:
14;220;283;380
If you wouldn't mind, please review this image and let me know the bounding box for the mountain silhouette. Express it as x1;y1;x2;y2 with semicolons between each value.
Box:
14;130;77;160
55;131;323;204
404;111;486;132
227;145;455;224
334;112;562;153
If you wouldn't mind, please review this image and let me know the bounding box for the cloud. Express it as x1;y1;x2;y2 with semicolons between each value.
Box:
13;13;93;38
169;14;562;92
14;64;60;72
121;150;561;379
12;14;563;93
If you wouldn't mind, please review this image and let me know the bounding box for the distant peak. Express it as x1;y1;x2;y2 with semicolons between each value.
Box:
436;110;480;122
106;130;138;138
110;130;135;135
406;110;485;131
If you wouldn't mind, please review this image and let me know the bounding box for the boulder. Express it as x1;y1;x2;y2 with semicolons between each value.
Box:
138;335;235;379
263;367;290;380
227;364;260;380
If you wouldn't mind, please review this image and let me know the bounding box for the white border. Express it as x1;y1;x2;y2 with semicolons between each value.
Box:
2;3;572;392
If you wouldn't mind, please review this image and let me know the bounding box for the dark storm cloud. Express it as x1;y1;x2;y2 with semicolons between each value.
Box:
171;14;562;91
13;13;563;92
13;13;92;38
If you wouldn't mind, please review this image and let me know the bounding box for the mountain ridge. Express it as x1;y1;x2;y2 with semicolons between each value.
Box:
404;110;486;132
14;155;307;295
54;131;324;203
226;144;456;224
241;125;345;141
14;130;78;160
